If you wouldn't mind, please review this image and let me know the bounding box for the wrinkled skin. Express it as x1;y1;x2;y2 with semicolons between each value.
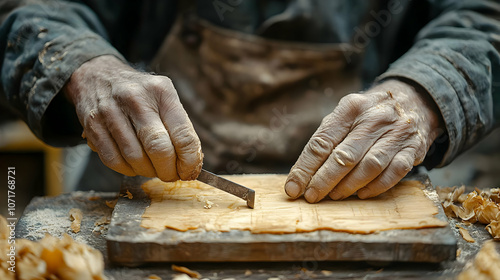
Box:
285;80;444;202
63;55;203;182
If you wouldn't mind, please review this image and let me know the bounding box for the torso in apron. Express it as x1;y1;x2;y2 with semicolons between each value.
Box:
152;16;363;174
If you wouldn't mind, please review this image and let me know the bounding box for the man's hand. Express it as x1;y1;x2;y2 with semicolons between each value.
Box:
63;55;203;181
285;80;443;202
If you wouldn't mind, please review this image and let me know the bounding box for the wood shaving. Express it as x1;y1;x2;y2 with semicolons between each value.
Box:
121;190;133;199
437;186;500;240
458;240;500;279
0;215;106;280
172;264;201;279
94;216;111;226
244;269;252;276
172;274;194;280
486;220;500;240
146;275;162;280
457;226;475;243
106;199;118;209
321;270;333;276
69;208;83;233
204;200;215;209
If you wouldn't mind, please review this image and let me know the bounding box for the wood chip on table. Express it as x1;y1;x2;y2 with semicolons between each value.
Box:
171;264;201;279
244;269;252;276
145;274;162;280
69;208;83;233
457;226;475;243
94;216;111;226
321;270;333;276
106;199;118;209
121;190;133;199
172;274;195;280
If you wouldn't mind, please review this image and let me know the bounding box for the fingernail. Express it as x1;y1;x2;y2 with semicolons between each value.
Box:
357;189;368;199
330;190;343;200
305;188;318;203
285;181;300;198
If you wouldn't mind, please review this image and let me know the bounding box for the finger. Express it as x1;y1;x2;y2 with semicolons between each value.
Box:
84;118;136;177
304;122;391;203
357;147;416;199
155;79;203;181
285;94;365;199
115;83;179;182
102;103;157;178
328;137;401;200
134;113;179;182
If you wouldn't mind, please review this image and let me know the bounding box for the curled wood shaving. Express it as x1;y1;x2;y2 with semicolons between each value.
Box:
69;208;83;233
486;221;500;240
437;186;500;240
171;264;201;279
1;215;107;280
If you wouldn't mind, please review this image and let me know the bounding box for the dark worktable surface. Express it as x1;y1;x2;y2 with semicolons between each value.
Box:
15;189;496;280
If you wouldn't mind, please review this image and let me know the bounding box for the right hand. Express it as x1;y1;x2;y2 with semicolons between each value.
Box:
63;55;203;181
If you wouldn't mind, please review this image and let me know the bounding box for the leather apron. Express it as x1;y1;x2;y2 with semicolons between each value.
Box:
152;16;363;174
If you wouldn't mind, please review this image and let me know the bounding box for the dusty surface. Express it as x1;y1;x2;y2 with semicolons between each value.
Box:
140;175;447;234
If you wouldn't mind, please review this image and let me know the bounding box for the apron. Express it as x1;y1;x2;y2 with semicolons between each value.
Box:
152;14;363;174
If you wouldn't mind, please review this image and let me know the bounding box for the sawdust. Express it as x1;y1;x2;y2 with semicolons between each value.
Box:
21;208;72;240
140;175;447;234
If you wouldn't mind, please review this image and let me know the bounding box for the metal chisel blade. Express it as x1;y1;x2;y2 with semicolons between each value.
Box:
197;169;255;209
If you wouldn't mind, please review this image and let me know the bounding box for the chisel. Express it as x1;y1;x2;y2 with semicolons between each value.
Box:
197;169;255;209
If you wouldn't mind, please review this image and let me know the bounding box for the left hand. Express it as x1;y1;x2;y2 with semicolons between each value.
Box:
284;79;444;202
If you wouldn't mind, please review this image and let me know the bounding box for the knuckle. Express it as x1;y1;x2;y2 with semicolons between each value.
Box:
122;148;145;165
171;125;200;151
148;76;175;92
337;93;365;112
333;144;357;166
307;136;333;157
363;152;385;173
391;155;414;175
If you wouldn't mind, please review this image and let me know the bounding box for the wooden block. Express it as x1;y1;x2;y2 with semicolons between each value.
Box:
107;174;456;265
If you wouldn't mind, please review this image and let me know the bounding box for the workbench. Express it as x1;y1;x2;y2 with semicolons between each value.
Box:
15;187;496;279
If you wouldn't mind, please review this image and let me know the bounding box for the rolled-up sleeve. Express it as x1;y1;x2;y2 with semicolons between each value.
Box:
377;0;500;168
0;1;125;146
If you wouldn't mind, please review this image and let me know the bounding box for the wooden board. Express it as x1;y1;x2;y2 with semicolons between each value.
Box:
107;174;456;265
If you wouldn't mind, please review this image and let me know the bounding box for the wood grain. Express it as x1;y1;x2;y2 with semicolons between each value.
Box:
140;175;447;234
